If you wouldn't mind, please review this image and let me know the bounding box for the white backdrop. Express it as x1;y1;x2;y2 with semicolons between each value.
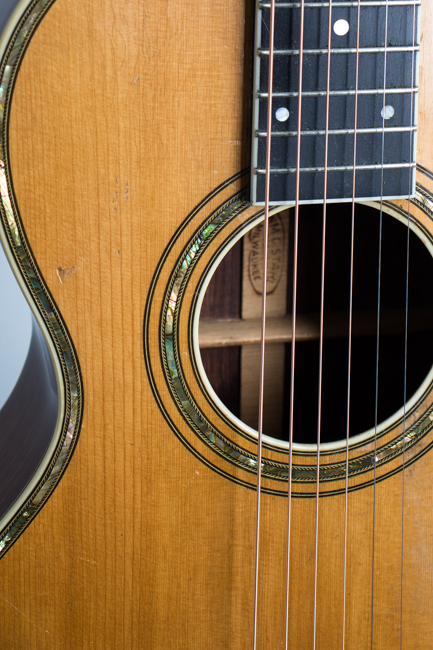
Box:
0;0;33;409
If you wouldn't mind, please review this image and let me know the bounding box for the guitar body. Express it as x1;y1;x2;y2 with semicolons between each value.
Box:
1;0;433;647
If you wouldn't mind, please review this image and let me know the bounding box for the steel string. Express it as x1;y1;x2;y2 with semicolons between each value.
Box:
284;0;305;646
252;0;276;646
342;0;361;646
400;2;418;646
371;0;390;644
312;0;333;645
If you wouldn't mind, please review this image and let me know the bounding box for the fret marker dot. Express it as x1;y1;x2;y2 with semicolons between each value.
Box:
333;19;350;36
381;105;395;120
275;107;290;122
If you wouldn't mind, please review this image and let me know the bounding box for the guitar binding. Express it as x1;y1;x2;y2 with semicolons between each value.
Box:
143;171;433;497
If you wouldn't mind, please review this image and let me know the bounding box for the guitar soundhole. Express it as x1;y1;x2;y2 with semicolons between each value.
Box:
199;202;433;447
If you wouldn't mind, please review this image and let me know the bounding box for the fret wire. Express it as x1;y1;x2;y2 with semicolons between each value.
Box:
258;88;417;97
256;126;417;136
260;1;420;6
252;0;420;204
259;46;419;55
255;162;416;173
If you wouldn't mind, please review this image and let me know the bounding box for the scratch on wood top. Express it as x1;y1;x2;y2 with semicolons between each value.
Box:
56;265;78;283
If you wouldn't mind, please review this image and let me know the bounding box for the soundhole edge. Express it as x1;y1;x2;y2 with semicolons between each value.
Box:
195;201;433;452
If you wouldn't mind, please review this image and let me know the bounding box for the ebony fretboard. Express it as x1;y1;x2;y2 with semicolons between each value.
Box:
251;0;420;204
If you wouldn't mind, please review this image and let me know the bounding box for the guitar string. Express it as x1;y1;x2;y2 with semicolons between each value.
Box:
252;0;276;646
400;3;417;646
400;176;410;650
371;0;391;645
256;3;413;645
284;0;305;646
342;0;361;646
313;0;333;645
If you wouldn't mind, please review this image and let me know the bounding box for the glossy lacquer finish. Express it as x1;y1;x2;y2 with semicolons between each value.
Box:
1;0;433;647
0;319;58;520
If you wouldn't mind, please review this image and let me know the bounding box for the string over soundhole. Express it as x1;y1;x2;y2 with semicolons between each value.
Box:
199;204;433;448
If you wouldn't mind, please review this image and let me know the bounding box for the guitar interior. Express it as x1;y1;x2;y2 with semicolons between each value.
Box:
199;202;433;446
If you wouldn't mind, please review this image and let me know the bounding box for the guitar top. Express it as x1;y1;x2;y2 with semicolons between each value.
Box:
0;0;433;647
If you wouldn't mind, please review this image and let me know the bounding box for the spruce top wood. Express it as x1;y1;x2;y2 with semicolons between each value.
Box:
0;0;433;647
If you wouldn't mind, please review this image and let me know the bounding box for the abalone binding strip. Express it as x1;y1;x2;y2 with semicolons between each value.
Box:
145;174;433;496
0;0;82;557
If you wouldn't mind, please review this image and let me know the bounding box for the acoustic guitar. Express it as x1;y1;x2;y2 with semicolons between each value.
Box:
0;0;432;647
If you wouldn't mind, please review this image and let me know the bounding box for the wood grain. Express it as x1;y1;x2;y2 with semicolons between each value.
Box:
240;213;289;436
199;307;433;347
241;211;289;320
0;0;432;648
